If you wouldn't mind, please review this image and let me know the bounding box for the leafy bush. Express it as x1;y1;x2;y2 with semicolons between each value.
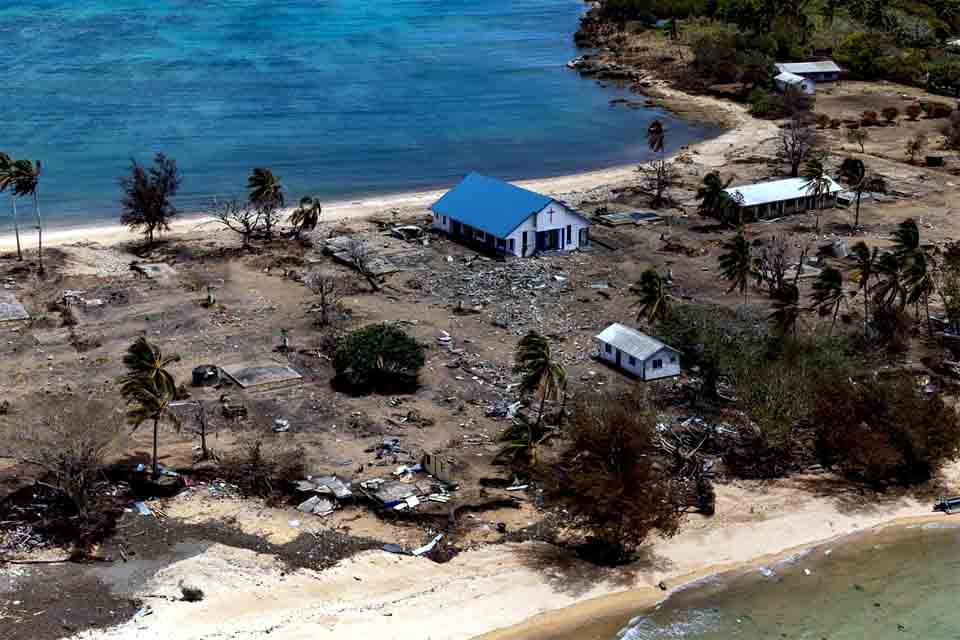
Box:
749;87;772;116
815;378;960;484
905;102;923;120
926;60;960;95
861;110;880;126
882;106;900;123
332;323;425;393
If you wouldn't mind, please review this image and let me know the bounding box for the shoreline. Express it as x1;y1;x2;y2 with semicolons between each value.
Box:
0;86;745;253
474;512;953;640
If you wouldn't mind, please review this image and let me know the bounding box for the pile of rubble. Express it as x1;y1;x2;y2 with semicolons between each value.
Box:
420;256;604;344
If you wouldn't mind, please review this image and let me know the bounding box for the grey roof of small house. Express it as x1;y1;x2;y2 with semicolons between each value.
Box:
595;323;678;360
775;61;841;74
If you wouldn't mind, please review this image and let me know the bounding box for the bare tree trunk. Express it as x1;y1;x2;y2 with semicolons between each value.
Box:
854;190;862;229
34;192;42;274
925;290;933;337
11;196;21;261
152;415;160;480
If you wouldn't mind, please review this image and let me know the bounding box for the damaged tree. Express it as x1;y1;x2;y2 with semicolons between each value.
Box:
777;116;818;177
211;199;261;247
541;391;683;563
346;239;382;291
0;400;124;520
307;273;342;326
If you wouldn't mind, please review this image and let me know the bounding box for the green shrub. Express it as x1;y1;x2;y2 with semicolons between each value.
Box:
926;60;960;95
332;323;425;393
749;87;772;116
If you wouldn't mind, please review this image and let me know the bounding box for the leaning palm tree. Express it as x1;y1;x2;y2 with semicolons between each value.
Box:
850;241;878;336
291;195;321;239
839;157;885;230
632;268;671;324
874;251;907;311
494;415;559;467
117;336;181;479
10;159;42;273
802;157;833;234
770;282;801;340
0;153;21;261
697;171;734;225
718;230;755;303
247;167;284;209
810;267;845;334
248;168;284;241
892;218;920;260
514;330;566;427
905;248;936;336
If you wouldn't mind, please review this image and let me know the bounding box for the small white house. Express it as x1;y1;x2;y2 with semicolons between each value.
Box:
431;172;592;257
775;71;815;96
775;61;841;82
595;323;681;381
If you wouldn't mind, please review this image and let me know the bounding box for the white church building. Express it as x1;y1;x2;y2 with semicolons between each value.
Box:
430;172;592;257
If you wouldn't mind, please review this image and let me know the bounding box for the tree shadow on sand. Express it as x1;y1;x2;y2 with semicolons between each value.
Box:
791;471;951;517
512;541;675;599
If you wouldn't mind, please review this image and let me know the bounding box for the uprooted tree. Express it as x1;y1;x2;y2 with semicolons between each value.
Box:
332;323;424;394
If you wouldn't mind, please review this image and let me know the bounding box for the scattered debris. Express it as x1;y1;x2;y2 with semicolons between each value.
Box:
412;533;444;557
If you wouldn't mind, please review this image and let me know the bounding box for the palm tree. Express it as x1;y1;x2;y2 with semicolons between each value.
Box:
839;158;886;230
0;153;21;261
802;157;833;234
850;241;878;336
10;160;42;273
247;167;284;208
494;415;559;466
514;330;566;428
117;336;181;479
718;230;755;303
697;171;735;225
248;168;284;241
874;251;907;311
905;247;936;336
810;267;845;334
892;218;920;259
770;282;801;340
632;268;671;324
291;195;321;239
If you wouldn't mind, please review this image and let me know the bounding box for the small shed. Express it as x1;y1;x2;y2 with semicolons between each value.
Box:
595;323;681;380
774;71;815;96
774;61;841;82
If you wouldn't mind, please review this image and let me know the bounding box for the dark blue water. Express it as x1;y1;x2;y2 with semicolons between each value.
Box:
0;0;717;227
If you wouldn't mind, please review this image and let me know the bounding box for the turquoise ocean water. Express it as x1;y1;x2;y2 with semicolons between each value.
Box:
0;0;717;227
559;523;960;640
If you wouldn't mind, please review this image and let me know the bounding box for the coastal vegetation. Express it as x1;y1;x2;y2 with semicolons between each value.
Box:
120;154;182;248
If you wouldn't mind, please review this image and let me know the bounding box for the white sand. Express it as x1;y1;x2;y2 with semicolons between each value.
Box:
0;92;773;252
65;471;953;640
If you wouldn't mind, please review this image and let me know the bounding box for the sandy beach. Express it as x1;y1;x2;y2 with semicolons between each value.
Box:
62;467;955;640
0;81;763;253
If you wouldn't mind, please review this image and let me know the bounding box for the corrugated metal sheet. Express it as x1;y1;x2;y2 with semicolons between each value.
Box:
775;61;841;74
595;323;677;360
725;177;844;208
430;172;553;238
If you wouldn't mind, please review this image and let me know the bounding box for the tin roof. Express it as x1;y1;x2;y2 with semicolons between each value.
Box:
430;172;554;238
595;323;678;360
725;176;844;208
775;61;841;74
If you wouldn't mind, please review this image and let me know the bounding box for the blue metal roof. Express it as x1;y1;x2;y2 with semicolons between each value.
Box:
430;172;554;238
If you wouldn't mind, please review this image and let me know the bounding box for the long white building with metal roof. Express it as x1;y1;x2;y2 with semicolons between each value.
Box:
724;176;844;221
775;60;841;82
